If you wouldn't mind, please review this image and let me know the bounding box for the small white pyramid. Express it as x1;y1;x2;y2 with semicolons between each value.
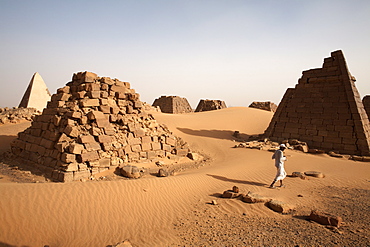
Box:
19;72;51;111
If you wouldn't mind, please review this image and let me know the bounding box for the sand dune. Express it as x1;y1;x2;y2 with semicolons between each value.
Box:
0;107;369;246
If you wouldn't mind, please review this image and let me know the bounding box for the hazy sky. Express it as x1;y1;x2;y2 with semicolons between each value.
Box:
1;0;369;109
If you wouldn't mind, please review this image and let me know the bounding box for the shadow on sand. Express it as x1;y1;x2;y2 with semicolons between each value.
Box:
177;127;249;140
206;174;267;187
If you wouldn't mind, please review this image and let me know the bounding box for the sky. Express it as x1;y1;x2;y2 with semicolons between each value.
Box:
0;0;369;109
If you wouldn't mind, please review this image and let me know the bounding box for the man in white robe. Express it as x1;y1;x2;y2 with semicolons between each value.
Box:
269;144;287;188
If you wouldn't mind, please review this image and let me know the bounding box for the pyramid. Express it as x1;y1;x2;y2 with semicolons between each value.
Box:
195;99;227;112
11;71;192;182
264;50;370;155
362;96;370;118
19;72;51;111
152;96;193;114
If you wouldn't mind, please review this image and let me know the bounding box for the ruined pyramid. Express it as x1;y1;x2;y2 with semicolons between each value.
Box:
152;96;193;114
264;50;370;156
11;71;191;182
19;72;51;111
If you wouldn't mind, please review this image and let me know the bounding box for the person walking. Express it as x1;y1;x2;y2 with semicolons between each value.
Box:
269;144;287;188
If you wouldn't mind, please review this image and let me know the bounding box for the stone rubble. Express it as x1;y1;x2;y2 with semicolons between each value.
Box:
0;107;40;125
10;71;195;182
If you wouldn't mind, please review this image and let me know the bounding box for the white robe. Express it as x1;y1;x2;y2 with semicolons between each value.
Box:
272;149;287;181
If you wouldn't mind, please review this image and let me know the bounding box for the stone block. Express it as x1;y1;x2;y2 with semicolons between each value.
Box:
222;190;240;198
87;91;101;98
79;151;99;162
128;137;141;145
67;143;84;154
85;83;100;91
151;142;162;151
64;163;79;172
242;192;271;203
61;153;76;163
309;210;342;227
176;149;188;156
84;141;101;151
97;135;113;143
141;136;152;143
131;144;142;152
141;142;152;151
80;98;100;107
81;71;98;83
166;136;176;146
99;158;111;167
64;125;80;138
79;135;96;144
268;200;295;214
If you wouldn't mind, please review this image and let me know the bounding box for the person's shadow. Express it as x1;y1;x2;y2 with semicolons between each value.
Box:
206;174;267;186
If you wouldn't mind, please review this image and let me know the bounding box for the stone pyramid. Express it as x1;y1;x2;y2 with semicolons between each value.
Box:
152;96;193;114
264;50;370;155
195;99;227;112
11;71;191;182
19;72;51;111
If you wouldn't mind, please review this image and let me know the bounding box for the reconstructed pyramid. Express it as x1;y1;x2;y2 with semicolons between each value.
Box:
11;72;191;182
152;96;193;114
264;50;370;155
195;99;227;112
19;72;51;111
362;96;370;118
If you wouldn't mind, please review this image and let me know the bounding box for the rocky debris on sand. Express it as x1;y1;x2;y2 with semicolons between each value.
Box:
291;172;309;180
0;107;40;124
232;186;239;193
304;171;325;178
249;101;278;112
310;210;342;227
158;168;169;177
328;151;343;158
222;190;240;199
267;200;295;214
350;155;370;162
242;192;271;203
109;240;133;247
120;165;142;179
187;152;203;161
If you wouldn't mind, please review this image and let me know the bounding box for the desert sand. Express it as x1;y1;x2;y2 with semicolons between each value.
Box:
0;107;369;246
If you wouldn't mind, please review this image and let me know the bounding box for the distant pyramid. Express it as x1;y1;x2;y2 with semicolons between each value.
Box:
19;72;51;111
264;50;370;155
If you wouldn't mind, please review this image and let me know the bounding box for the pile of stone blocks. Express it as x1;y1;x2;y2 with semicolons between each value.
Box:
0;107;40;124
195;99;227;112
264;50;370;155
10;71;191;182
249;101;277;112
152;96;193;114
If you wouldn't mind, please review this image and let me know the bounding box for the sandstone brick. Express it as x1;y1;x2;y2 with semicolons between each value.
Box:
61;153;76;163
64;125;80;137
141;142;152;151
79;135;96;144
79;151;99;162
84;142;101;151
68;143;84;154
80;98;100;107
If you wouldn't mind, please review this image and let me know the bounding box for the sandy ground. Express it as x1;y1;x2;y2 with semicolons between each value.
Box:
0;107;369;247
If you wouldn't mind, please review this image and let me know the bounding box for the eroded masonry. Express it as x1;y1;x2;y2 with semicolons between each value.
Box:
264;50;370;155
11;72;192;182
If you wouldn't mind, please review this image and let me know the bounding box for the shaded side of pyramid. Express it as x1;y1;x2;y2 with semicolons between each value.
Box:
264;50;370;155
152;96;193;114
19;72;51;111
11;71;192;182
